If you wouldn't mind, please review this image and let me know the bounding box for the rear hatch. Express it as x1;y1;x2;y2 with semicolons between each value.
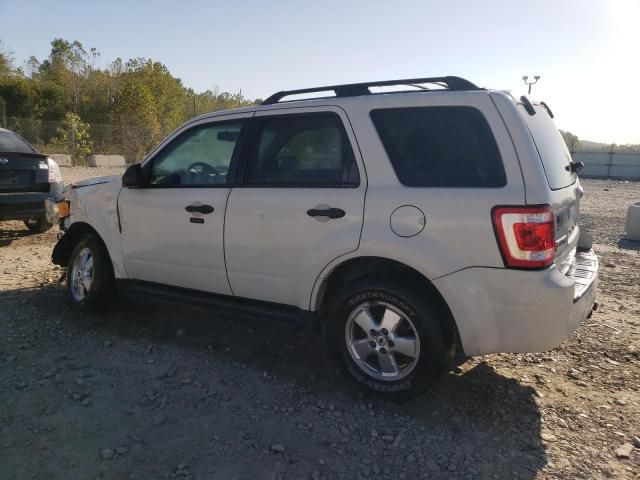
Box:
517;99;580;274
0;152;51;193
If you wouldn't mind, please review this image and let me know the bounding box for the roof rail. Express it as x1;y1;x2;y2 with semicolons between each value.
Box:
261;76;480;105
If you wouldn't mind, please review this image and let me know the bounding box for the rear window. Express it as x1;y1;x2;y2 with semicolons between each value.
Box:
0;130;35;154
519;104;575;190
370;106;506;187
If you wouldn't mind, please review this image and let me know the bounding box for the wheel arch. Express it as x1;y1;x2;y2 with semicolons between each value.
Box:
52;222;112;270
314;255;463;357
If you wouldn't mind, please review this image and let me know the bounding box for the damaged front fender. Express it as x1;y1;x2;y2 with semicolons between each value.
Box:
51;230;75;267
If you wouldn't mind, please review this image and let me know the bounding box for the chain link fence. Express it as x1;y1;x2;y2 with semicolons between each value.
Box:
4;117;163;165
571;149;640;181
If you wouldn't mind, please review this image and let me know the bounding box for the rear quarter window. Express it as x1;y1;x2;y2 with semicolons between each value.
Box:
519;104;576;190
370;106;506;187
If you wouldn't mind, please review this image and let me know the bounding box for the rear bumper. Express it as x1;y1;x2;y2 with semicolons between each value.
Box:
433;248;598;356
0;192;52;220
0;182;63;221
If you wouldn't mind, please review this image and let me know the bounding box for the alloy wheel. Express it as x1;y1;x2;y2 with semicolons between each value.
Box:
70;247;94;302
345;301;421;381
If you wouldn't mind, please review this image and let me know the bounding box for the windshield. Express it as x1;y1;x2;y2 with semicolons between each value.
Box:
0;130;36;154
519;103;576;190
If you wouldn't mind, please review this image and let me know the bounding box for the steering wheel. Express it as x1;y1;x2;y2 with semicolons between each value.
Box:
187;162;219;176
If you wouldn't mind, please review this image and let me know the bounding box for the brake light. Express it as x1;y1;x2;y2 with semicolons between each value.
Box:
47;157;63;183
492;205;555;269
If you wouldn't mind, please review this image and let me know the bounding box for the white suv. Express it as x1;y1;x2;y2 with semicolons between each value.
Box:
49;76;598;399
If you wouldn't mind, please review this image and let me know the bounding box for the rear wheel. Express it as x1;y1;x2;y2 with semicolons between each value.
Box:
24;217;53;233
325;277;450;400
66;233;115;310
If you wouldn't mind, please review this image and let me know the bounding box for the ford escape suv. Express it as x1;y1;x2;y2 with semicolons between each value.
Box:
48;76;598;399
0;128;64;233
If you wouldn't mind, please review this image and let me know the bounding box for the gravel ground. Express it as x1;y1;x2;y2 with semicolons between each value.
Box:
1;169;639;479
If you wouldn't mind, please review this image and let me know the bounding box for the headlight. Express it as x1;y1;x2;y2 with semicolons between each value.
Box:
45;199;70;224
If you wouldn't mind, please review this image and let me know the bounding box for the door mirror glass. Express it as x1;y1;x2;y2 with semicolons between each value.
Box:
122;163;143;187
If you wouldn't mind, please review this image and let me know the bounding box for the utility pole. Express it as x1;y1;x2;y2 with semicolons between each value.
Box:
522;75;540;95
193;95;197;117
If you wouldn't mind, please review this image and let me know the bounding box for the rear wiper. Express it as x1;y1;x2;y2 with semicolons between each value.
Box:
565;161;584;173
540;101;554;118
520;96;536;116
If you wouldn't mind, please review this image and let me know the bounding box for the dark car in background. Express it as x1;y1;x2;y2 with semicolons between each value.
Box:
0;128;64;233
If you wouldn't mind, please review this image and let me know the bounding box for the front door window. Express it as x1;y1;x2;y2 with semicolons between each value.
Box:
150;122;243;186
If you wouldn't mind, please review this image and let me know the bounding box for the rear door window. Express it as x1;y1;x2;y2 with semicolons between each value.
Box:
246;113;359;187
370;106;506;187
519;104;575;190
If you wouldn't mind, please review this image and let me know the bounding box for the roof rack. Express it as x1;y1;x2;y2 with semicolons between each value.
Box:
261;76;479;105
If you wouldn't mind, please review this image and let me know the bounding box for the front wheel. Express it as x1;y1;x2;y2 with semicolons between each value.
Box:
325;277;449;400
66;233;115;310
24;217;53;233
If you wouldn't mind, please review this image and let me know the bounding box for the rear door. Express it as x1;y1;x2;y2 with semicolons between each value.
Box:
224;107;366;308
518;101;580;272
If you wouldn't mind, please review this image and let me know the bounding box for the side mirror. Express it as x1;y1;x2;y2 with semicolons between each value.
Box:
122;163;143;188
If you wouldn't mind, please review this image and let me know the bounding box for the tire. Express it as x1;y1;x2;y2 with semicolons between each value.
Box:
66;233;115;310
325;276;449;401
24;217;53;234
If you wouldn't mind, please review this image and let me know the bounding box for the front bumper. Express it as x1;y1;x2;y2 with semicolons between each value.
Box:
433;248;598;356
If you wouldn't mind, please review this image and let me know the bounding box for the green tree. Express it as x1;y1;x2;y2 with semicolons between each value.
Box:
113;77;161;161
1;37;259;154
0;76;38;117
560;130;581;151
0;40;14;78
123;58;185;134
40;39;96;113
52;112;93;165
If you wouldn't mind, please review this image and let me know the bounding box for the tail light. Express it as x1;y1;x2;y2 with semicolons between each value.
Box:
47;157;63;183
492;205;555;269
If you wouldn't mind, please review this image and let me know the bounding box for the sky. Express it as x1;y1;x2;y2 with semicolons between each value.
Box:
1;0;638;144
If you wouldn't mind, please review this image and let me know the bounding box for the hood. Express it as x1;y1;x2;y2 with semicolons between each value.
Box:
71;175;120;189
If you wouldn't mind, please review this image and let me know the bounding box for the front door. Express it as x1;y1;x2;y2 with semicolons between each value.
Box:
224;108;366;308
118;115;250;293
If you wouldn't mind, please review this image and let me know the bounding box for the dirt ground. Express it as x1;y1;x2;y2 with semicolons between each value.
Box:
1;168;638;480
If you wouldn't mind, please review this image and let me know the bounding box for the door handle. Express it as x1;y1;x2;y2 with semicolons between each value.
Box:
307;207;345;219
185;204;214;214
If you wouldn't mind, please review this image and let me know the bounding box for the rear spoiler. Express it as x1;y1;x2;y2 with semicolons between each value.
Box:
0;151;48;159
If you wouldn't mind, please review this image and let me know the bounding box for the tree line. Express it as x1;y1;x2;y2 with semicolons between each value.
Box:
3;39;636;161
0;38;258;162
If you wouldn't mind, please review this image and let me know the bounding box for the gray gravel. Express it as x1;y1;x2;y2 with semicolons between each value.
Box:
0;171;638;479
